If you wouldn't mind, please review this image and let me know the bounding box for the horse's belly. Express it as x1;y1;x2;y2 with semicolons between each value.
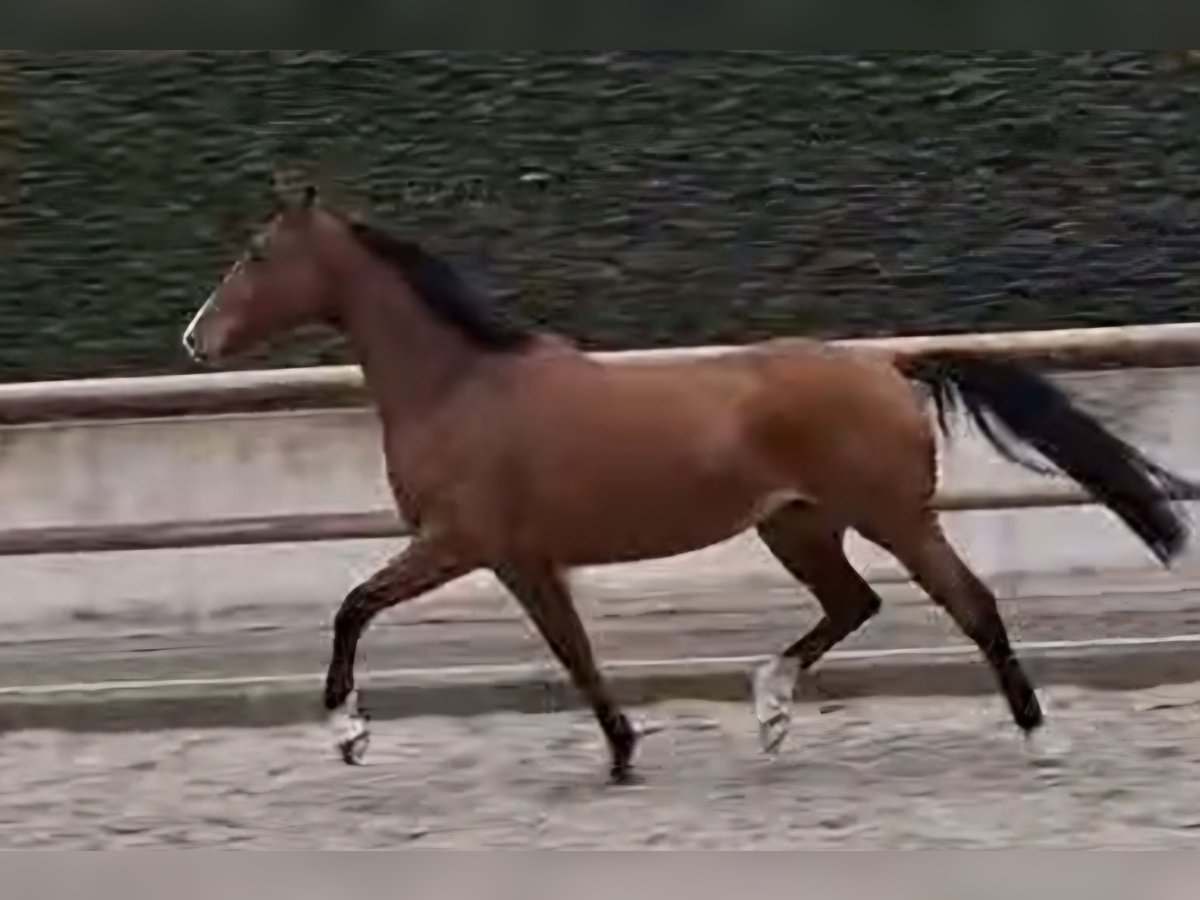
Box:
529;464;798;566
506;370;802;564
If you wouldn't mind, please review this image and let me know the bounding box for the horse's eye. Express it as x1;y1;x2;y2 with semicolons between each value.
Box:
247;234;268;261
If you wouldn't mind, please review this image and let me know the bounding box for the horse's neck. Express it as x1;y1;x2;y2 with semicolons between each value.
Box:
339;276;482;428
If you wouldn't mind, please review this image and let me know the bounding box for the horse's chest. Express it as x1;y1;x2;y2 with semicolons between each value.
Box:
381;431;472;524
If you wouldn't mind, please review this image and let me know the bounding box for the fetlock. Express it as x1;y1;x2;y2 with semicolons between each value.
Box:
606;711;639;780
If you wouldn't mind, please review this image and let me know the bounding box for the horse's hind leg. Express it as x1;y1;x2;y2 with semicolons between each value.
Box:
752;502;885;753
867;510;1043;734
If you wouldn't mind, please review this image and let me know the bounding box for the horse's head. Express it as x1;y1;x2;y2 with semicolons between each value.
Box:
183;181;339;364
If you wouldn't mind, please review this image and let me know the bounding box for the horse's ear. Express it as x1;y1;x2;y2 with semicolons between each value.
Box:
302;184;319;208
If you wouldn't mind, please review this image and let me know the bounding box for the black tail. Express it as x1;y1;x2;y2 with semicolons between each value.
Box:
904;355;1195;566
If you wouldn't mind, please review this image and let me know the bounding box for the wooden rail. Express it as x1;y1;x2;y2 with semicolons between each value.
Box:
4;321;1200;425
2;321;1199;556
4;483;1199;557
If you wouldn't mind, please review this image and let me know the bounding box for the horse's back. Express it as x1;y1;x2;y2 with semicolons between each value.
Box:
506;333;926;478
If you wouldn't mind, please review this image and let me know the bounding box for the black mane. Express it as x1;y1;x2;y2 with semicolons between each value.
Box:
344;217;532;352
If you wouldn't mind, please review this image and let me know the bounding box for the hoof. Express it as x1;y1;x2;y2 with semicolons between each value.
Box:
1014;688;1046;734
329;689;370;766
758;713;791;756
609;765;644;787
1008;686;1047;742
1022;693;1069;764
340;729;371;766
753;655;798;755
1022;725;1070;767
609;738;645;786
607;714;643;783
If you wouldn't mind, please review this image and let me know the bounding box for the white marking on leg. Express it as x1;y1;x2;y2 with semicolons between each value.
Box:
753;655;800;755
328;688;369;765
1022;688;1071;766
1031;686;1051;720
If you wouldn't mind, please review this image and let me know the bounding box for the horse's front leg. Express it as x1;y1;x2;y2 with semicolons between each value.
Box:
324;532;475;764
496;563;639;783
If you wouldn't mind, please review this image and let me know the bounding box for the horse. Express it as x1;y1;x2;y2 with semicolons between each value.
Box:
182;183;1194;783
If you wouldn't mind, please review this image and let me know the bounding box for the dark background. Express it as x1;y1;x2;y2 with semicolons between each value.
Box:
4;51;1200;382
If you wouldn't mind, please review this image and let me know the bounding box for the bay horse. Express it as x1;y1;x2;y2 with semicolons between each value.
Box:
183;184;1193;782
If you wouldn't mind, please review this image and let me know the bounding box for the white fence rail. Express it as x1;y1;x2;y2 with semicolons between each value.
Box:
3;322;1199;557
4;321;1200;425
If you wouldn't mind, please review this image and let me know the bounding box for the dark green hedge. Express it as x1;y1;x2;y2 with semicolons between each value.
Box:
5;51;1200;382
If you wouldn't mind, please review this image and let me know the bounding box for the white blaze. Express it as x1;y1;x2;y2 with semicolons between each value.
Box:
182;290;217;359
